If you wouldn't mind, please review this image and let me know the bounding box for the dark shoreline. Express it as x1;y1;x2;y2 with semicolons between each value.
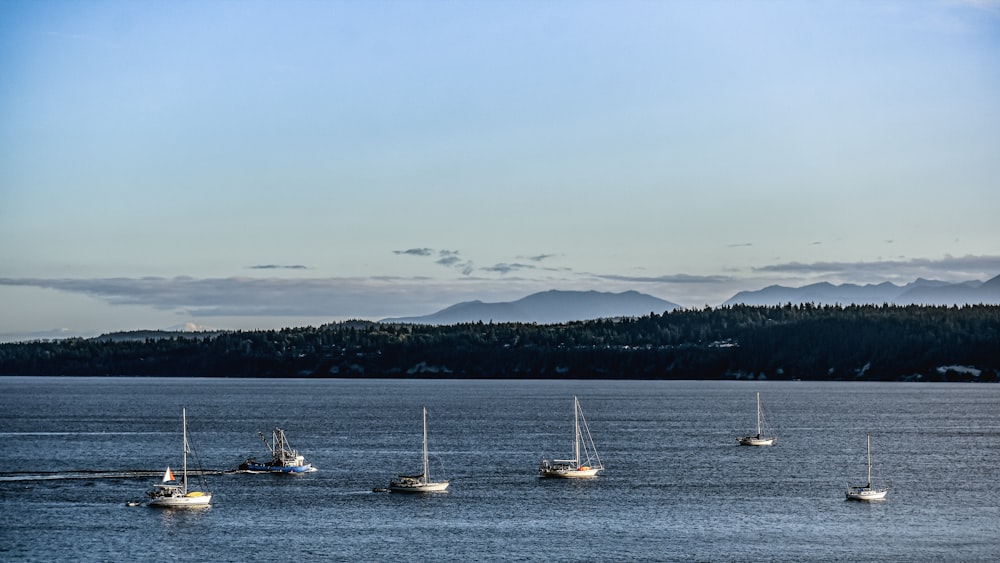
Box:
3;304;999;382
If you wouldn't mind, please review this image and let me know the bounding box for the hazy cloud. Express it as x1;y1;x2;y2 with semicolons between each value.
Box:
0;276;496;318
394;248;570;277
727;243;753;248
0;327;86;342
755;254;1000;278
394;248;434;257
594;273;732;284
249;264;308;270
390;247;475;275
523;254;557;262
482;263;536;275
426;250;474;275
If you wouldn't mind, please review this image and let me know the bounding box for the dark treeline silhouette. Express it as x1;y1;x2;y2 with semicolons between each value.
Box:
2;304;998;381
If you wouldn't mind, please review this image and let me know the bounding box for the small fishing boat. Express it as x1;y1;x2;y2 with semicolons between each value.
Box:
539;396;603;478
846;433;888;501
239;428;316;473
738;392;776;446
389;407;449;493
147;408;212;508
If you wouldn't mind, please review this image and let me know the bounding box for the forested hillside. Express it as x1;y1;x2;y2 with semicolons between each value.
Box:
2;304;998;381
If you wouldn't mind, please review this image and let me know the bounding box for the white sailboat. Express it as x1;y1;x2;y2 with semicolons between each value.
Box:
389;407;449;493
147;408;212;508
539;396;603;478
846;433;888;501
738;392;776;446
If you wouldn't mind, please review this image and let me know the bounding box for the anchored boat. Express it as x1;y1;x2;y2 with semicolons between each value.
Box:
389;407;449;493
539;396;603;478
240;428;316;473
738;392;777;446
846;433;888;501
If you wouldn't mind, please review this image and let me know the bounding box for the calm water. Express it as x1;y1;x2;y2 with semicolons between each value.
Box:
1;377;999;562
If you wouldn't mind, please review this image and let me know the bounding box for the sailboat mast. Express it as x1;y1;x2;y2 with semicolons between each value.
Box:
573;396;581;466
422;406;429;483
866;433;872;487
182;407;188;492
756;392;762;436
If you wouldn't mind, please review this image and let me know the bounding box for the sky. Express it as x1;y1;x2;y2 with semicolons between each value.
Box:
1;0;999;341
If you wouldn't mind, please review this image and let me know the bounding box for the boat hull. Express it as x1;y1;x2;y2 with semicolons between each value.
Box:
846;487;888;501
738;436;776;446
240;461;316;474
389;481;449;493
538;462;601;478
539;469;598;479
148;493;212;508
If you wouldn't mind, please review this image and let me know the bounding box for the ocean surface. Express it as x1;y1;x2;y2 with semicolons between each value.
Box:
1;377;999;562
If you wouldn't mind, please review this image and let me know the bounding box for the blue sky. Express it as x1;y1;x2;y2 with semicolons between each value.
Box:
2;0;999;341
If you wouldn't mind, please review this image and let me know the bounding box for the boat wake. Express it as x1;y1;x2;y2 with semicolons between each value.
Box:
236;465;318;474
0;469;230;482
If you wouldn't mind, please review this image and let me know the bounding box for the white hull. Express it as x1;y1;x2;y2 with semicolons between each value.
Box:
846;487;888;501
389;481;449;493
148;493;212;508
539;467;600;479
738;436;775;447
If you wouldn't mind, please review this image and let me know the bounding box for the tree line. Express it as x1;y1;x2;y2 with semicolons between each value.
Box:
2;304;998;381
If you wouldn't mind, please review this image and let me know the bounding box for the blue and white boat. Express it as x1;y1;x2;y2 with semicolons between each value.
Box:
239;428;316;473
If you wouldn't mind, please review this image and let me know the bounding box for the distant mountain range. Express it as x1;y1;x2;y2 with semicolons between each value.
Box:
724;274;1000;307
380;290;681;325
380;275;1000;325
